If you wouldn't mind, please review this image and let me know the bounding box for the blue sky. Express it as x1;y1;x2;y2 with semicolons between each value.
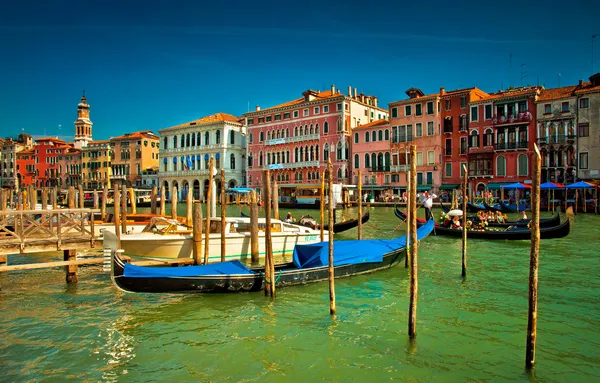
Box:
0;0;598;140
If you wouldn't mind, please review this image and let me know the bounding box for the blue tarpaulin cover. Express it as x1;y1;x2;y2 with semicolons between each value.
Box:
123;260;254;278
292;220;434;268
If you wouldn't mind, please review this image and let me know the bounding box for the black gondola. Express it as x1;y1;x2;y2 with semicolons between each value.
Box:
482;203;503;213
498;201;517;213
111;220;435;294
395;206;570;240
240;210;370;233
439;203;560;228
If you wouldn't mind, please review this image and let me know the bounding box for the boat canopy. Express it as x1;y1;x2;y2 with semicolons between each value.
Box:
292;220;434;268
122;260;253;278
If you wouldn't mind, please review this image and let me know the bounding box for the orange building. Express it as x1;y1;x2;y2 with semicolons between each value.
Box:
110;130;160;187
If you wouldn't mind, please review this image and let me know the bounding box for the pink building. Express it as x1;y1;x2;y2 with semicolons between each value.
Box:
244;85;388;204
388;88;442;191
351;119;392;193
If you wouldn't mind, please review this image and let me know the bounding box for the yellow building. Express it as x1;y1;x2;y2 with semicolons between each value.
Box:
81;140;112;189
110;130;159;187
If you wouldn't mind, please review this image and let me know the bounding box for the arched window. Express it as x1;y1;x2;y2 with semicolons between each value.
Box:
354;132;359;144
337;142;342;160
496;155;506;176
365;153;370;168
286;128;290;137
205;132;210;145
230;153;236;169
191;133;195;146
469;130;479;148
371;153;377;170
259;131;264;142
315;145;319;161
518;154;528;176
310;146;314;161
294;126;298;136
310;124;314;134
259;152;263;166
300;147;304;162
163;137;168;149
173;136;178;148
337;168;342;179
377;153;384;168
324;121;329;134
344;145;348;160
248;154;253;167
295;147;299;162
324;144;329;160
267;153;271;165
354;153;360;169
372;131;376;142
304;125;308;135
385;152;391;167
230;130;235;145
385;129;389;141
186;133;190;147
484;128;494;146
365;132;370;143
216;131;221;144
180;135;185;148
305;145;309;161
378;130;383;141
315;124;319;135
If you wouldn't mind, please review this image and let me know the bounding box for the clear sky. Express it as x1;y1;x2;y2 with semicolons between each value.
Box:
0;0;598;140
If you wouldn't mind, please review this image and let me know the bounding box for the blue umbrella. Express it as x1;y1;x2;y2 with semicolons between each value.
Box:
540;182;563;189
502;182;531;190
564;181;595;189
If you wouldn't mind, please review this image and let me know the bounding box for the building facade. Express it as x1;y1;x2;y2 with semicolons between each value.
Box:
351;119;392;192
74;93;93;149
32;137;68;188
141;166;159;188
110;131;160;187
57;147;82;187
159;112;246;200
1;134;33;189
245;86;388;201
16;148;36;187
389;88;441;190
81;140;112;189
574;73;600;180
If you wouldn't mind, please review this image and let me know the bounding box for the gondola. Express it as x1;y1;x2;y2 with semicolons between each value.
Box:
439;203;560;228
111;220;435;293
395;206;570;240
498;202;517;213
240;210;370;233
482;203;503;213
278;200;321;209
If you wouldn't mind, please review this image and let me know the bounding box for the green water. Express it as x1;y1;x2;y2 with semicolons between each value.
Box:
1;207;599;382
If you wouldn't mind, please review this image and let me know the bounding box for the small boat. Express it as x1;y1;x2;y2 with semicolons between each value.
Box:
482;203;503;213
498;202;517;213
395;207;570;240
439;203;560;228
103;216;326;262
110;220;435;293
240;211;370;233
466;202;487;213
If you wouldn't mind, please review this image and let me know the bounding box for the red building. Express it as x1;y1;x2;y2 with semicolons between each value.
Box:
34;137;68;188
351;119;392;196
440;87;489;190
468;86;542;195
16;148;36;187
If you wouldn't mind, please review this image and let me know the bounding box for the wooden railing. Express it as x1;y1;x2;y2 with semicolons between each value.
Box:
0;208;96;254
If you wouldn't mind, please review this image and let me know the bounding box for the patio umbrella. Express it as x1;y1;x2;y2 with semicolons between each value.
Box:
447;209;463;216
540;182;563;213
565;181;597;213
502;182;531;189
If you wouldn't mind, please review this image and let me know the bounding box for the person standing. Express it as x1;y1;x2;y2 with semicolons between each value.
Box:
423;190;437;221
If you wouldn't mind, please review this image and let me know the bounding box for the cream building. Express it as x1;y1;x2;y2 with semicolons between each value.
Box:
158;112;246;200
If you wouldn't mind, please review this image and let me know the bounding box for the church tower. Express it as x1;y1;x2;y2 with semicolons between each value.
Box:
74;91;93;148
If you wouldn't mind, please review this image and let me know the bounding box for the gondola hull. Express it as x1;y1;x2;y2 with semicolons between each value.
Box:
439;203;560;228
395;207;570;240
240;211;370;233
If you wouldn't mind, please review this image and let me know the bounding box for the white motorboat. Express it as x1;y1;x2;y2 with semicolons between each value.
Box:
102;216;326;263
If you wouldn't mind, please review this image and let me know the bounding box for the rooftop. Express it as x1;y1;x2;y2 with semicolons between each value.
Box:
354;119;389;130
111;130;159;140
166;113;241;130
537;85;579;101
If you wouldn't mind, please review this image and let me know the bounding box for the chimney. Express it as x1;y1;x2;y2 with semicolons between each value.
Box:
353;88;357;99
256;105;260;111
360;93;365;103
348;86;352;96
331;84;335;94
373;96;378;108
579;79;583;86
439;87;445;96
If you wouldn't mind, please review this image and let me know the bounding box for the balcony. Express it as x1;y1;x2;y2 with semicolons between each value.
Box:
491;112;533;126
537;135;576;145
160;169;212;177
370;165;391;172
390;165;408;172
265;134;319;146
110;174;127;180
468;169;493;177
263;160;320;170
494;141;529;150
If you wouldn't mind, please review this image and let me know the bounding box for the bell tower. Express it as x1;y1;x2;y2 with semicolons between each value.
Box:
74;90;93;148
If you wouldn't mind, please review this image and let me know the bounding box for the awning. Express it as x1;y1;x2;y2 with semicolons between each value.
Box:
416;186;432;191
487;182;514;190
439;184;459;190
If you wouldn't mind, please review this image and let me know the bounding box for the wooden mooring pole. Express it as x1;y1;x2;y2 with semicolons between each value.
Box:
160;185;166;217
121;184;127;234
113;183;121;249
272;180;279;221
68;187;75;209
93;189;99;210
250;190;259;265
101;183;108;221
0;188;5;211
263;170;275;297
462;164;468;277
220;169;226;262
171;186;178;220
357;169;363;240
51;187;57;210
526;144;542;369
78;184;84;209
64;249;78;284
320;172;325;242
328;159;336;315
41;188;48;211
408;144;418;338
30;186;37;210
129;188;137;216
150;186;158;215
405;169;411;269
192;202;203;265
186;186;193;227
203;157;214;265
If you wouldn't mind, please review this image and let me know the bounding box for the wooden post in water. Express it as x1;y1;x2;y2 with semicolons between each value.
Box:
526;144;542;369
30;186;37;210
186;186;193;227
192;202;203;265
328;159;336;315
405;169;411;269
113;183;121;249
78;184;84;209
250;190;259;264
21;189;27;210
575;190;579;215
357;169;363;240
408;145;418;338
150;186;158;215
171;186;178;220
52;187;57;210
101;183;108;221
263;170;275;297
203;157;214;265
68;187;75;209
0;188;5;211
129;188;137;216
64;249;78;283
272;180;279;220
220;169;226;262
41;188;48;211
121;184;127;234
160;185;166;216
320;172;325;242
462;164;468;278
93;189;99;210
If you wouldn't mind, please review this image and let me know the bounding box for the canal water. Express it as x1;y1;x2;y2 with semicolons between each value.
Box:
1;207;599;382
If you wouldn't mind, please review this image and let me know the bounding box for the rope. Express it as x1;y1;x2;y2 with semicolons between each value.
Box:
264;269;282;284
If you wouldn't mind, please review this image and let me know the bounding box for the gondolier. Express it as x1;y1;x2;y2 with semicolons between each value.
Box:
423;190;437;221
